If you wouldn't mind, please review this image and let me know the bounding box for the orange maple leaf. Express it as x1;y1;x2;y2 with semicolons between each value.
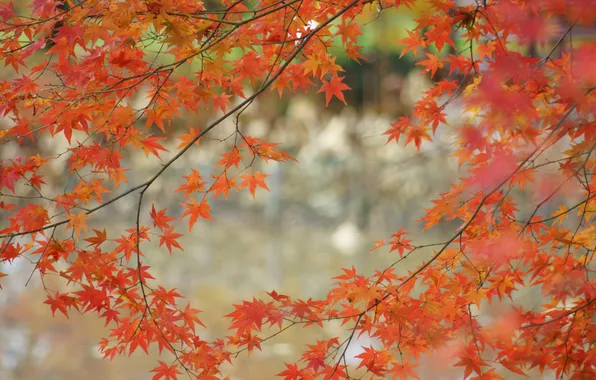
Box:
398;29;426;57
180;198;213;230
151;361;181;380
239;172;270;199
176;127;201;150
216;147;242;169
67;212;90;238
210;174;238;200
84;228;107;247
404;126;431;150
176;169;206;197
140;135;168;158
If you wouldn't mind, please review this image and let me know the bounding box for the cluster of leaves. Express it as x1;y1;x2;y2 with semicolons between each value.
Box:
1;0;596;379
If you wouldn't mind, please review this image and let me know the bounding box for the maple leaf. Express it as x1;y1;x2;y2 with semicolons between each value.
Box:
28;173;46;189
0;167;20;193
387;229;413;257
492;274;518;300
278;363;308;380
256;141;296;163
317;76;350;106
140;135;168;158
180;303;205;330
176;127;201;150
1;242;21;263
225;297;273;334
454;347;489;378
404;126;431;150
129;331;150;355
447;55;475;76
216;147;242;169
333;266;358;282
151;361;181;380
210;174;237;200
388;361;419;380
84;228;107;247
150;205;175;231
425;24;455;51
180;198;213;230
151;286;182;306
44;292;78;318
0;2;14;21
67;212;90;238
398;29;426;57
176;169;206;197
320;364;347;380
239;172;270;199
159;228;184;254
345;44;366;63
291;66;314;92
338;20;362;45
355;346;391;376
212;93;232;113
416;53;444;78
318;56;344;78
271;71;292;97
303;55;322;77
470;368;503;379
145;105;174;134
100;309;119;327
384;116;409;144
4;50;25;72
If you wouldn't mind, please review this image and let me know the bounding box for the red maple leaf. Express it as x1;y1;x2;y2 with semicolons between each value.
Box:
140;135;168;158
416;53;444;77
159;228;184;254
317;76;350;106
398;29;426;57
150;205;175;231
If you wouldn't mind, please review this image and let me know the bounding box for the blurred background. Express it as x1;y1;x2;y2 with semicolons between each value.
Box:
1;1;586;379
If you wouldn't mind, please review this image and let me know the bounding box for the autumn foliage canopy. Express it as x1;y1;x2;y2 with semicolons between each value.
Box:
1;0;596;379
